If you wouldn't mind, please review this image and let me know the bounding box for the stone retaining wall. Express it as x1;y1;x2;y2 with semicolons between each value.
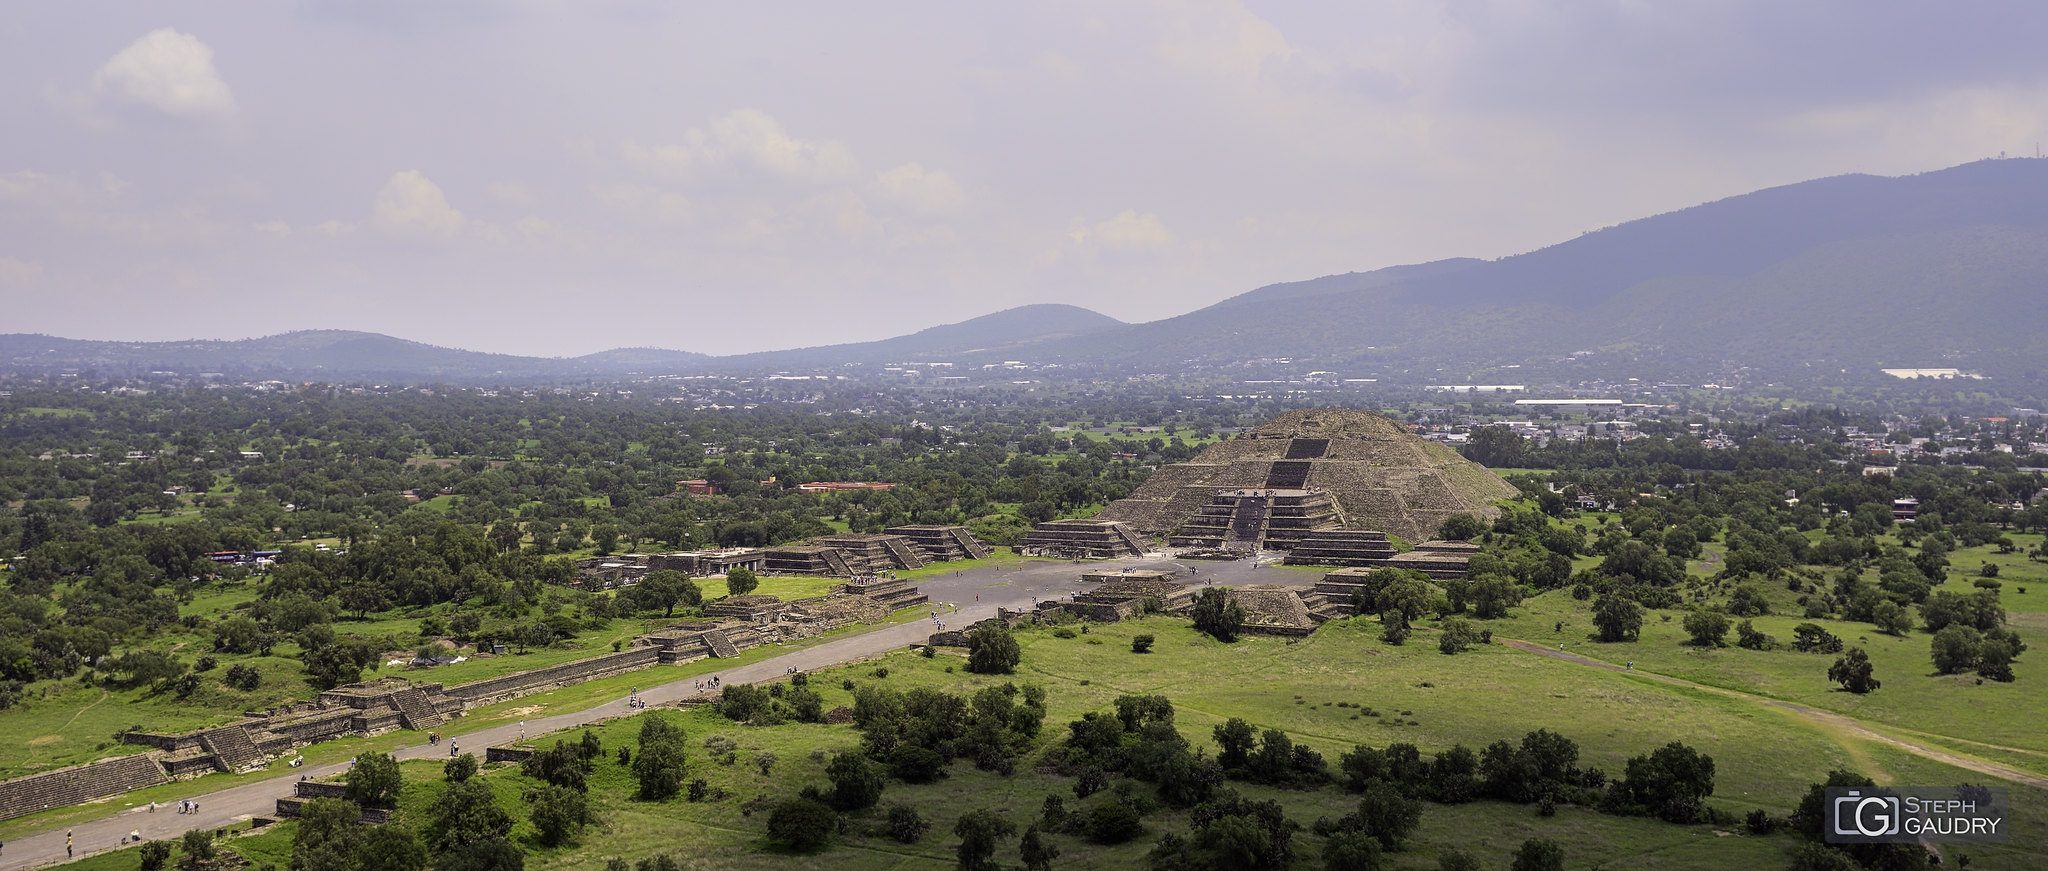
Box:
445;646;661;705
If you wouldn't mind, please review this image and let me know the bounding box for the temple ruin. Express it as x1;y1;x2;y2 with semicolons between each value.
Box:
1016;519;1150;558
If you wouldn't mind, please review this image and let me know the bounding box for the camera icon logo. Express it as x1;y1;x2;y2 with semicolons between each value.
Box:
1833;790;1902;838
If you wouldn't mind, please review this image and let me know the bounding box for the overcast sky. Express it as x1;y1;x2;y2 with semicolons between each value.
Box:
4;2;2046;357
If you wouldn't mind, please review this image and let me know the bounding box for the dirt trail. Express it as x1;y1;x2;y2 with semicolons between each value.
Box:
1499;638;2048;791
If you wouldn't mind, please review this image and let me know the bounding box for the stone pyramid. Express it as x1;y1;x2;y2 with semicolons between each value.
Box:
1095;408;1517;543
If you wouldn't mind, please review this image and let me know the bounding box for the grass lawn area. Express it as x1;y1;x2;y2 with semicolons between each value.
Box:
103;613;2046;871
1484;588;2048;777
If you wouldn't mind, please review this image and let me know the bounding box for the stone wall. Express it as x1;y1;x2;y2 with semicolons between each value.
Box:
0;754;168;822
445;646;661;706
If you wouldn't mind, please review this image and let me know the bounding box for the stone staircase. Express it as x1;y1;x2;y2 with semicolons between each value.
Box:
701;630;741;658
1225;496;1270;549
1264;460;1312;488
198;724;265;773
1110;522;1150;555
389;687;445;731
882;537;927;569
1283;438;1331;459
948;527;992;559
819;549;854;577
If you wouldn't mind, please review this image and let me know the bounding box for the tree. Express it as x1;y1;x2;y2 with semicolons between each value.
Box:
1192;587;1248;642
1735;619;1775;650
436;838;522;871
766;796;835;852
345;752;403;809
425;779;515;855
1871;600;1913;636
1375;577;1434;629
1835;643;1875;692
1619;742;1715;823
358;826;426;871
953;808;1017;871
1467;574;1522;619
1930;625;1982;674
1322;831;1383;871
1683;610;1729;647
1084;802;1143;844
292;798;363;871
633;713;689;800
1510;838;1565;871
1437;617;1482;655
140;841;174;871
1019;825;1059;871
725;567;760;597
1132;634;1155;653
1438;514;1488;541
1792;623;1843;654
887;804;933;844
966;625;1021;675
827;751;886;811
635;570;701;618
1215;717;1257;772
1353;780;1422;851
1592;594;1644;642
445;753;478;782
530;784;593;847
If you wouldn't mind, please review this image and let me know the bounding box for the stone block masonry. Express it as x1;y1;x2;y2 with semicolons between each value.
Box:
0;755;167;822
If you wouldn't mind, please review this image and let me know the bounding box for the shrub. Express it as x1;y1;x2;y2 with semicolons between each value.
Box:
885;803;931;844
1132;634;1155;653
1085;802;1144;844
966;626;1022;675
1683;610;1729;647
1052;627;1077;639
765;797;835;852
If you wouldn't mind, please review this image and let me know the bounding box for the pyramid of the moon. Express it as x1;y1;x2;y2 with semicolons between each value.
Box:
1095;408;1518;544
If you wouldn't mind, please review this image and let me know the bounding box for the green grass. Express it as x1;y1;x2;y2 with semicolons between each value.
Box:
1485;588;2048;777
197;615;2048;871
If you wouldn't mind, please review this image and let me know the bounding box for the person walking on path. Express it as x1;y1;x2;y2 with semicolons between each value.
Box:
65;831;71;859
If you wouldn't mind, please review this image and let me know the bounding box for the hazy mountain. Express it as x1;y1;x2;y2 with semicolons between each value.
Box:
7;159;2046;386
1031;158;2048;380
711;304;1125;369
0;330;709;381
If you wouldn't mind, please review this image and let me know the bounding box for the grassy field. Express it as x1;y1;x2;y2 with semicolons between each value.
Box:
62;613;2044;871
35;611;2048;870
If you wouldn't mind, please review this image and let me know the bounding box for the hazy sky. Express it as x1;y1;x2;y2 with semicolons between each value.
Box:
4;2;2046;357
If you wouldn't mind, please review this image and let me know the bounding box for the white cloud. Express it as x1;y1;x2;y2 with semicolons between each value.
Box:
872;163;967;214
251;220;291;236
623;109;862;185
587;183;692;224
486;180;538;205
370;171;467;237
1071;209;1177;249
93;29;238;119
0;257;42;286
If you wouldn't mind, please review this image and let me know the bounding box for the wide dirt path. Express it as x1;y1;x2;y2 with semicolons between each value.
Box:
1;553;1284;871
1498;639;2048;791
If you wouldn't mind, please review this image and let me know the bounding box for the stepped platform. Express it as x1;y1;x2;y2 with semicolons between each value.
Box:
701;630;741;658
1282;529;1399;566
1227;586;1319;636
1059;579;1198;622
759;545;858;576
888;525;992;561
1079;567;1181;583
198;725;265;773
704;594;791;622
837;574;929;609
389;687;446;732
1171;488;1341;551
1018;519;1148;559
812;534;927;571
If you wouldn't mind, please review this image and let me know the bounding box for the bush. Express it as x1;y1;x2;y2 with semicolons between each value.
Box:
765;797;835;852
1683;610;1729;647
1510;838;1565;871
1132;634;1155;653
140;841;173;871
1437;618;1482;655
966;625;1022;675
1052;627;1077;639
445;753;478;782
1085;801;1144;844
1192;587;1248;642
885;803;930;844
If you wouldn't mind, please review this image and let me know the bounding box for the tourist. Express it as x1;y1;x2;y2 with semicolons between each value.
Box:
149;801;155;813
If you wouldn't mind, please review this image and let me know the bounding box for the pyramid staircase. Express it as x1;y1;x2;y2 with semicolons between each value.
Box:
198;725;265;773
1225;495;1270;549
1111;523;1151;555
1283;438;1331;459
947;527;992;559
881;537;927;569
390;688;446;731
702;630;741;658
1264;460;1312;488
819;549;854;577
